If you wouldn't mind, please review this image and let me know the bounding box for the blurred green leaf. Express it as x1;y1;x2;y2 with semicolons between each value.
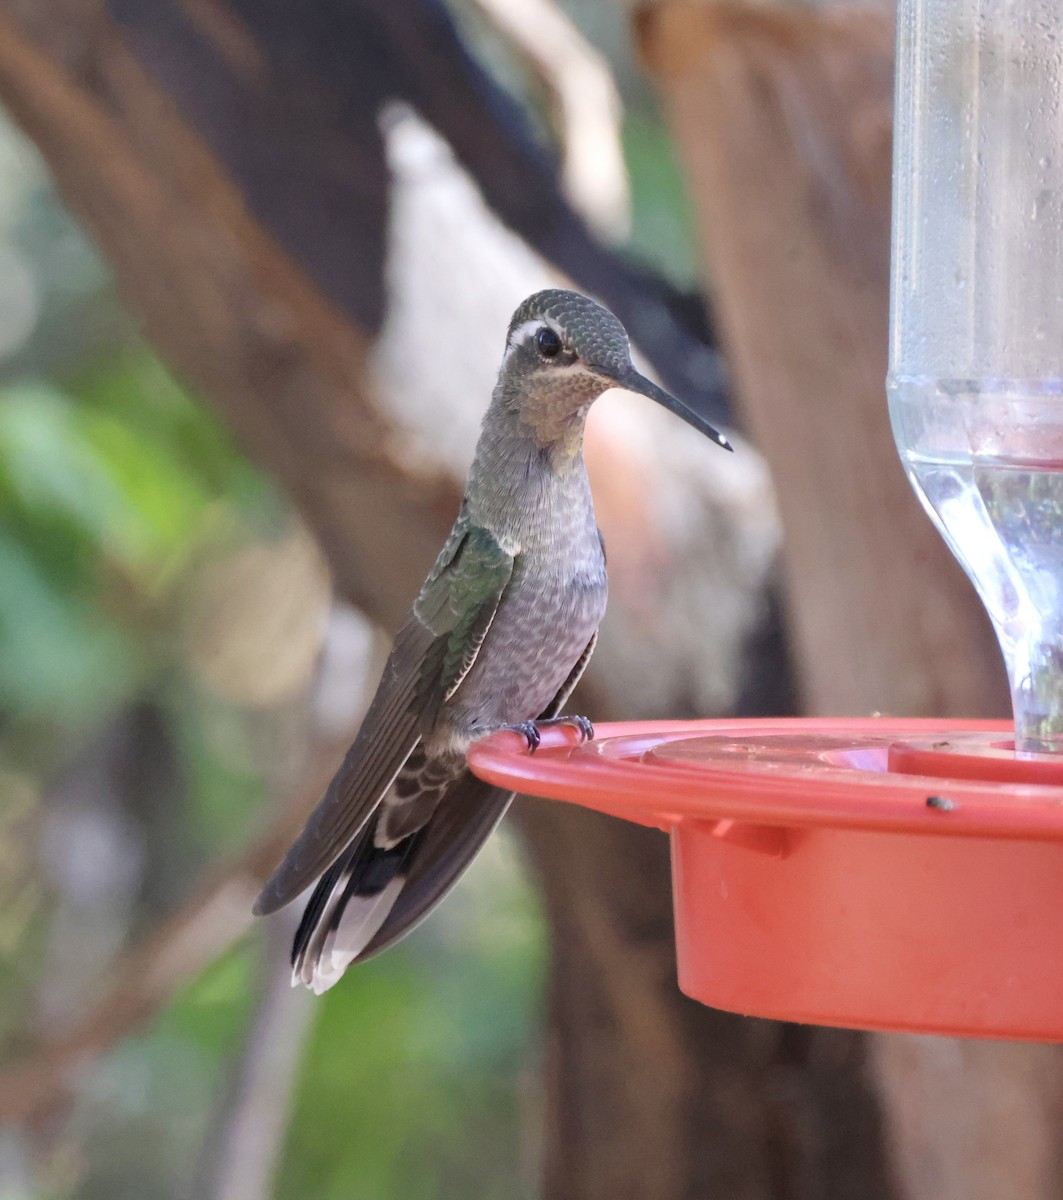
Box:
0;528;137;724
70;351;279;525
624;107;699;289
0;384;129;586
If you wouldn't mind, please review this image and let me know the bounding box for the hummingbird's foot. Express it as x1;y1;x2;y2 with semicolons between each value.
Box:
490;716;595;754
499;720;542;753
535;714;595;743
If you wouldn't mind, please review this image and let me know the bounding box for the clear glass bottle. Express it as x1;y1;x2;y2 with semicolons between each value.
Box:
889;0;1063;751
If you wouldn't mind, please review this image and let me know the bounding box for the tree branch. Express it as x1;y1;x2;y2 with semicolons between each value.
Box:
470;0;631;242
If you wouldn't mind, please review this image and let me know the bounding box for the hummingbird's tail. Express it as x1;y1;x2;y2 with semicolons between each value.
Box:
290;770;513;993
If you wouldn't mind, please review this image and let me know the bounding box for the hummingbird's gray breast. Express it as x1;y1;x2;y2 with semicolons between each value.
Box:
472;551;606;719
439;465;607;744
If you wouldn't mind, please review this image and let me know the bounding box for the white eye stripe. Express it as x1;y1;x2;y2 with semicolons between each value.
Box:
507;318;550;349
502;318;561;367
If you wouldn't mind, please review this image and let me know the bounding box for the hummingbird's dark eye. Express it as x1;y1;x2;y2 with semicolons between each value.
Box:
535;326;563;358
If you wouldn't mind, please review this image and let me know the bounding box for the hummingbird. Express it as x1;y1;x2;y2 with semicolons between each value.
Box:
254;289;731;992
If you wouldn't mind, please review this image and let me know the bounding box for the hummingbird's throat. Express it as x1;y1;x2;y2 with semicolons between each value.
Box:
519;377;601;462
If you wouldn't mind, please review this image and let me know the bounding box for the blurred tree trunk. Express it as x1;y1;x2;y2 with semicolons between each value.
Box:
0;1;906;1196
640;4;1063;1199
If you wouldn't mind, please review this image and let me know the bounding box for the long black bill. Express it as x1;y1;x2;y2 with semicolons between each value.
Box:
616;367;733;451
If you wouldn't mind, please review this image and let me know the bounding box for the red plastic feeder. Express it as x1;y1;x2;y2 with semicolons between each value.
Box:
467;718;1063;1041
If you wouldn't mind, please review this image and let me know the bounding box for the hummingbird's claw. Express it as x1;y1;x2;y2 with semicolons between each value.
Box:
534;714;595;743
505;720;542;753
493;716;595;753
572;715;595;743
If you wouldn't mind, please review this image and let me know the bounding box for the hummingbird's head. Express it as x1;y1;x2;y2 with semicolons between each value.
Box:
497;289;731;455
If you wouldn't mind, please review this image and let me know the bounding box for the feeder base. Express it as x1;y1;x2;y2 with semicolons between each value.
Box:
468;718;1063;1041
673;819;1063;1040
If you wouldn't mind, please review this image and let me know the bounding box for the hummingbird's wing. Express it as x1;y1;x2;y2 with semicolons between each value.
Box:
288;626;602;989
253;518;515;915
356;770;514;960
540;630;598;718
354;628;601;959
